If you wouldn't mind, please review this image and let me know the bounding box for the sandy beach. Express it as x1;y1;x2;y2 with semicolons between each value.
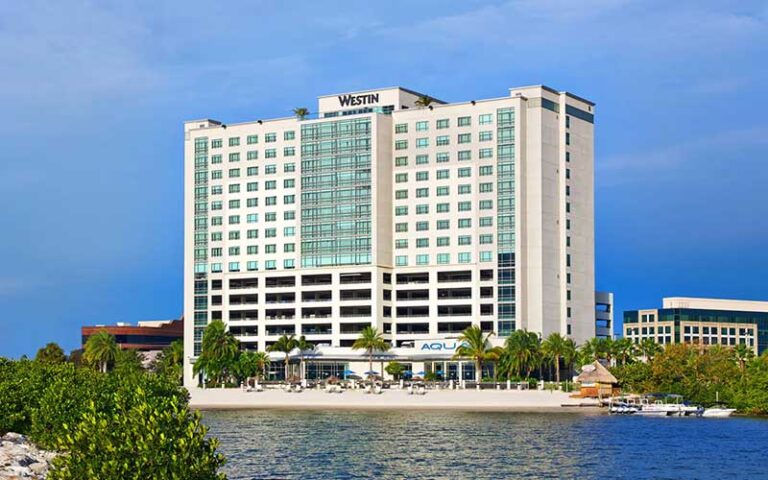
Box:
189;386;601;412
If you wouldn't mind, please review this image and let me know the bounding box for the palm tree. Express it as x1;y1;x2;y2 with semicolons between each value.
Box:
293;107;310;120
502;330;542;379
294;335;315;380
414;95;435;108
581;337;614;365
733;344;755;374
155;339;184;384
352;326;390;379
541;333;569;383
252;351;271;380
193;320;239;386
84;330;119;373
613;338;637;366
638;338;662;361
268;334;297;381
35;342;66;364
453;325;496;382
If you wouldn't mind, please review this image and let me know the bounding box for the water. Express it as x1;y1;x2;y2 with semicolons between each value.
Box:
203;410;768;479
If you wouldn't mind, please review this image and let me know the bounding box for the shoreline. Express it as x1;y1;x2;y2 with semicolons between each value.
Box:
189;387;602;413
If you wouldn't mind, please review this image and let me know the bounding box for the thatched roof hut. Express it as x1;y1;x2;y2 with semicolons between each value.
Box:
576;361;618;398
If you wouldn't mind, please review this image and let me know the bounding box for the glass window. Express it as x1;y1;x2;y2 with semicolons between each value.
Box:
479;165;493;176
416;171;429;181
437;169;449;180
437;237;450;247
396;173;408;183
416;188;429;198
479;131;493;142
458;218;471;228
479;114;492;125
458;116;471;127
458;167;471;178
416;138;429;148
436;119;449;129
247;135;258;144
284;130;295;141
437;186;449;196
395;156;408;167
436;135;449;146
416;204;429;214
479;148;493;159
396;255;408;266
395;123;408;134
265;133;277;143
395;206;408;216
436;203;449;213
458;151;471;161
395;140;408;150
415;121;428;131
229;152;240;162
229;137;240;146
416;254;429;265
437;253;450;264
458;201;471;212
458;252;471;263
436;153;449;163
458;184;471;194
458;133;471;144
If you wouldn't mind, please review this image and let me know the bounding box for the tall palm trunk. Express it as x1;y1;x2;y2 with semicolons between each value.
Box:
368;350;373;378
476;359;481;382
555;355;561;383
284;357;289;381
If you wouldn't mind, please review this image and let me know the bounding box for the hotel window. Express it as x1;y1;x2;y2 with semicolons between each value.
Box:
247;182;258;192
416;171;429;181
265;133;277;143
211;263;222;272
247;261;258;271
479;148;493;159
416;221;428;231
416;121;428;131
211;201;222;211
265;165;277;174
211;170;223;180
436;220;449;230
458;167;471;178
265;260;276;270
566;219;571;230
416;254;429;265
436;203;449;213
284;178;295;188
480;217;493;227
395;223;408;232
395;206;408;216
437;169;449;180
284;163;295;172
395;239;408;249
458;116;471;127
458;184;471;194
395;156;408;167
566;202;571;213
395;140;408;150
229;215;240;225
436;153;449;163
479;166;493;176
284;131;295;141
479;131;493;142
265;149;277;158
247;135;258;144
566;168;571;179
247;245;258;254
566;151;571;163
265;242;276;251
436;186;449;196
479;114;492;125
479;183;493;193
458;201;471;212
458;252;471;264
436;135;449;146
416;238;429;248
396;173;408;183
229;152;240;162
436;119;449;129
284;227;295;236
229;231;240;240
265;196;277;206
284;147;295;156
265;212;276;222
458;151;471;161
265;180;276;190
247;229;258;239
211;139;223;148
395;123;408;133
229;184;240;193
437;237;450;246
479;200;493;210
396;256;408;266
566;185;571;196
566;133;571;145
247;167;258;176
458;133;471;144
284;243;295;252
211;248;222;257
229;246;240;255
416;188;429;198
437;253;450;264
247;151;258;161
395;190;408;199
416;138;429;148
479;234;493;244
228;199;240;209
229;168;240;178
458;235;471;245
416;204;429;214
284;211;295;220
229;137;240;147
416;154;429;165
211;232;223;241
480;251;493;262
211;154;222;164
284;195;295;204
229;262;240;272
458;219;472;228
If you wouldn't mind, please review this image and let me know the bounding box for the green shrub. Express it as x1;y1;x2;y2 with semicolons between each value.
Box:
49;377;225;480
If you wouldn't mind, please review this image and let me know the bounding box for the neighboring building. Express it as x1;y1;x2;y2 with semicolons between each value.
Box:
82;318;184;351
624;297;768;355
183;85;596;386
595;291;613;339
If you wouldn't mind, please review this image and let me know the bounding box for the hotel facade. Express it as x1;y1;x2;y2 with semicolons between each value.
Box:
183;85;595;385
624;297;768;355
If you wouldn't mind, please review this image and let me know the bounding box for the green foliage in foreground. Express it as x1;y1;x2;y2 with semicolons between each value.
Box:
611;344;768;414
0;352;226;479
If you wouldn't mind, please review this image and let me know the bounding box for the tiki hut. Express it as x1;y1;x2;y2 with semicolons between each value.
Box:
577;361;619;398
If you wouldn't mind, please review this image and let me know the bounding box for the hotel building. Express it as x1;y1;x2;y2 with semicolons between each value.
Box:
183;85;595;385
623;297;768;355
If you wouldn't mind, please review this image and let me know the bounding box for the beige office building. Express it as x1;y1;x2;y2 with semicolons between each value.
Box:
183;85;596;385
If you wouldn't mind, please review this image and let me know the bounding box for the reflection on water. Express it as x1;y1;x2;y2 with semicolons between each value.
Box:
203;409;768;480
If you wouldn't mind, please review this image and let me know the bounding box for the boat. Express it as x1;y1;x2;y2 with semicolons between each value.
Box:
702;406;736;418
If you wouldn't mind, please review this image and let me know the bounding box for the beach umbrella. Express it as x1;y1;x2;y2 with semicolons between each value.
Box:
342;369;355;379
364;370;379;376
416;371;426;376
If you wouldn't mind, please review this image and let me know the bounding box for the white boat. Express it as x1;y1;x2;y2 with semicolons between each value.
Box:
702;407;736;418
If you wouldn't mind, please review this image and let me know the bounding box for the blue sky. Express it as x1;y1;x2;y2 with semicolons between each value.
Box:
1;0;767;357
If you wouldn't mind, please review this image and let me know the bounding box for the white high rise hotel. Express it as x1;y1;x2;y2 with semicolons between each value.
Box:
183;85;595;385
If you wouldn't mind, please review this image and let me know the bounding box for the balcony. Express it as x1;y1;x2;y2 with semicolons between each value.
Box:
396;272;429;285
